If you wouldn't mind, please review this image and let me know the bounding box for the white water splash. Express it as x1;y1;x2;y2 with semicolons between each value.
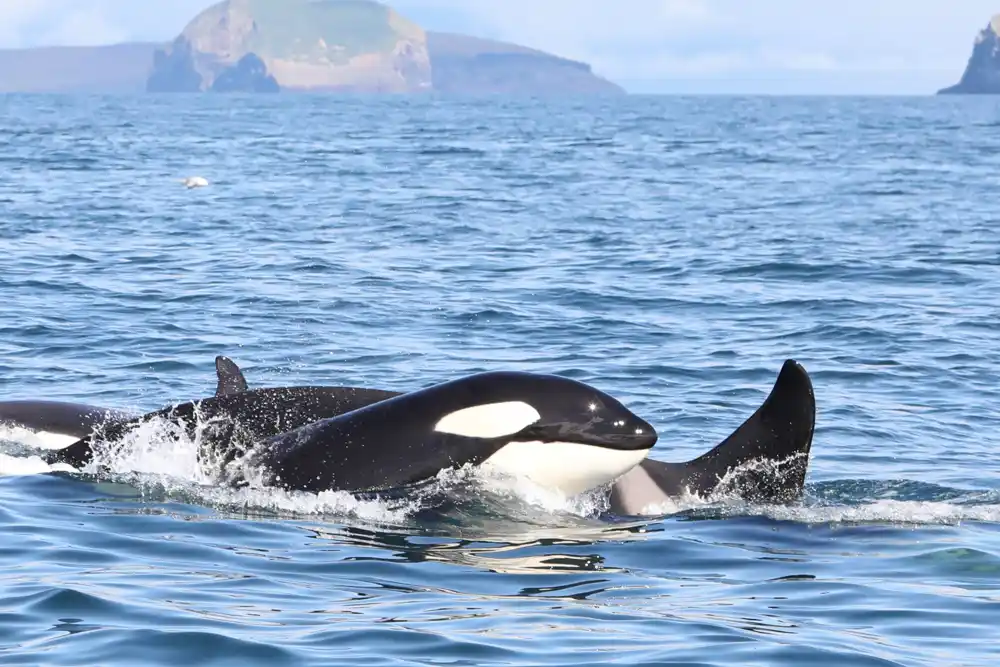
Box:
0;453;76;476
2;420;997;527
0;425;78;450
619;454;1000;526
762;499;1000;526
0;415;606;525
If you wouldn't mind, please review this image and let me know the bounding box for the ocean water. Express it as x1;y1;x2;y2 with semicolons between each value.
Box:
1;93;999;666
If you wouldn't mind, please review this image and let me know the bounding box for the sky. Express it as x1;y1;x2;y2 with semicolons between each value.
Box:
0;0;997;94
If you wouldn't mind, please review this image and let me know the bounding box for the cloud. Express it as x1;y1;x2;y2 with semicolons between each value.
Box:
0;0;210;49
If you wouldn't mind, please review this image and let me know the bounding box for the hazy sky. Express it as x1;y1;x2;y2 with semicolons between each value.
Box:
0;0;997;94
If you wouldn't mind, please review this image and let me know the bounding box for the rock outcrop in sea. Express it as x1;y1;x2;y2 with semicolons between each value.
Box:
210;53;280;93
938;15;1000;94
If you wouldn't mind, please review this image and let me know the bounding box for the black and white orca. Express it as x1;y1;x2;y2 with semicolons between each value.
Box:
0;356;251;449
48;369;658;497
607;359;815;514
31;354;814;513
0;400;135;449
206;356;816;512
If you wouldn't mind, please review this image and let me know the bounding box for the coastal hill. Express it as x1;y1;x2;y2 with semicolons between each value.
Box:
0;0;624;95
148;0;433;93
938;14;1000;94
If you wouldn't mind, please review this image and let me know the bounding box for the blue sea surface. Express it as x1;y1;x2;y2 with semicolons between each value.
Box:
1;93;1000;666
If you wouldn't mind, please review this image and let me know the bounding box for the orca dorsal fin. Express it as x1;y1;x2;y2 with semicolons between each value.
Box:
215;356;249;396
678;358;815;501
609;359;816;514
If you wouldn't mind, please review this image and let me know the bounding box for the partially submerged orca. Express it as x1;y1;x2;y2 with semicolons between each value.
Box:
211;357;816;512
0;356;251;449
48;370;658;498
27;354;814;513
0;401;135;449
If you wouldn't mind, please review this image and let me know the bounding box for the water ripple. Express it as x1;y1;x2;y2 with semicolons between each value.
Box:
0;94;999;665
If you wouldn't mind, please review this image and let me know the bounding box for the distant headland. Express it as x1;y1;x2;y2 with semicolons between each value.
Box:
0;0;624;95
937;14;1000;95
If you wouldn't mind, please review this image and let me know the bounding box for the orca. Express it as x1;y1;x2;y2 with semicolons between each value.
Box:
39;355;815;511
0;401;135;449
0;356;252;448
49;370;658;497
199;356;816;512
607;359;815;514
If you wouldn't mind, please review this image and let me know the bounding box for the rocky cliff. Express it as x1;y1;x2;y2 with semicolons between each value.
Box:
146;0;431;93
938;15;1000;94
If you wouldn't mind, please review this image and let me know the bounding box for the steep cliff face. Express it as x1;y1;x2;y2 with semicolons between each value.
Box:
146;0;431;93
146;37;202;92
938;15;1000;94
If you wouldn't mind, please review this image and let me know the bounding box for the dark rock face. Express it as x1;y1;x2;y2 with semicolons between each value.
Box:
145;37;203;92
938;17;1000;94
145;38;279;94
210;53;280;93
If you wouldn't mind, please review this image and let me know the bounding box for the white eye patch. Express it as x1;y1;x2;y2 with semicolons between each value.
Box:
433;401;541;439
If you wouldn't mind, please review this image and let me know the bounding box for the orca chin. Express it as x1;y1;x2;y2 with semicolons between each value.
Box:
481;440;650;497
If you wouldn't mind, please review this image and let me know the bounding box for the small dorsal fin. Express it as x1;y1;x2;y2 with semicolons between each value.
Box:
215;355;249;396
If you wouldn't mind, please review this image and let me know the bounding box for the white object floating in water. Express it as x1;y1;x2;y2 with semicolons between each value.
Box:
181;176;209;188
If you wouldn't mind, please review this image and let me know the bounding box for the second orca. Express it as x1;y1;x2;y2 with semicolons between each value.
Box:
0;356;252;449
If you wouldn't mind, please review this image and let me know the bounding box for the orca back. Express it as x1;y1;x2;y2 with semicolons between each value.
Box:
49;385;402;469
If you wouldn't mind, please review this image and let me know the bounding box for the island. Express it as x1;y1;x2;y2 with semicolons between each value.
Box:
0;0;624;95
937;14;1000;94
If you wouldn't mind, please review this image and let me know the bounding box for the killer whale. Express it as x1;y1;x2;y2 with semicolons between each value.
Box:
607;359;815;514
0;356;253;448
48;370;658;497
0;401;135;449
37;355;813;510
198;356;816;511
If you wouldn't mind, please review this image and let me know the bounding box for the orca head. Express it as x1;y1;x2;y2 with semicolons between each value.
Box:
430;371;658;497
